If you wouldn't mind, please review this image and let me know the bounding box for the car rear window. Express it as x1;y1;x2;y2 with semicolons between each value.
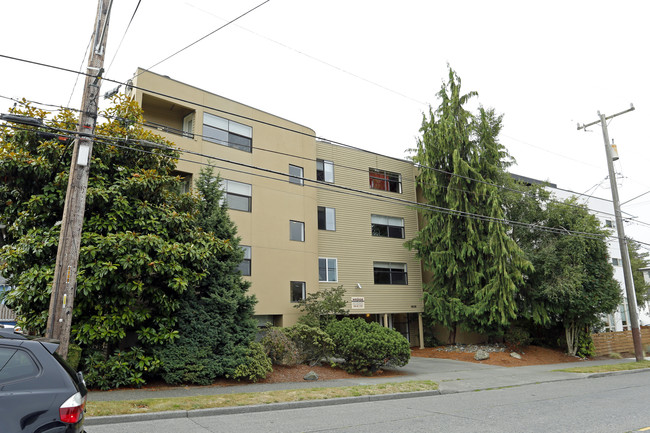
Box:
0;347;39;383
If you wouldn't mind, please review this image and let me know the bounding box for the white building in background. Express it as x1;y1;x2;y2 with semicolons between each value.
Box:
513;175;650;331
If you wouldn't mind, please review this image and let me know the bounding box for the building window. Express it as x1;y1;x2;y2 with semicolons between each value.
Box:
605;219;615;228
318;207;336;231
290;220;305;242
289;164;304;185
203;112;252;152
612;258;621;266
369;168;401;193
182;113;194;139
317;159;334;183
619;302;629;331
371;214;404;238
290;281;306;303
319;258;338;282
238;246;251;276
221;179;252;212
373;262;408;285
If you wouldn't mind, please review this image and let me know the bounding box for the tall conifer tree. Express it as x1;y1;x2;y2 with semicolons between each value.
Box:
407;68;531;342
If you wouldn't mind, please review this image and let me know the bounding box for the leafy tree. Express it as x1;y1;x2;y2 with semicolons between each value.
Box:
293;285;349;328
511;196;621;356
154;167;258;385
406;67;532;342
0;96;232;387
628;239;650;307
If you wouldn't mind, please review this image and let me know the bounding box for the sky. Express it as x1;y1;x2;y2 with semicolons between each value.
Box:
1;0;649;243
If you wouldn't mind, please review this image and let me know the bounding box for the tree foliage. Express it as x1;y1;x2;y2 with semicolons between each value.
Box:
509;193;621;356
628;239;650;308
293;285;349;328
0;96;254;387
406;67;531;341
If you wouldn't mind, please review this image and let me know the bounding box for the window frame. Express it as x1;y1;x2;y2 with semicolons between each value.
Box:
317;206;336;231
373;262;408;285
369;168;402;193
238;245;251;276
371;214;404;238
290;220;305;242
221;179;252;212
289;164;304;185
203;112;253;152
290;281;306;303
318;257;338;282
316;159;334;183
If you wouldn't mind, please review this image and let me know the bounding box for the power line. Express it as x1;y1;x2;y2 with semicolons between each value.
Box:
0;90;639;225
0;120;614;242
105;0;142;74
134;0;270;78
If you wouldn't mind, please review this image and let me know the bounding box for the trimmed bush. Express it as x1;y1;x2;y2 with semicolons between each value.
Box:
260;327;299;366
82;347;160;390
576;331;596;358
504;326;532;350
326;318;410;375
230;342;272;382
284;323;335;364
67;344;82;371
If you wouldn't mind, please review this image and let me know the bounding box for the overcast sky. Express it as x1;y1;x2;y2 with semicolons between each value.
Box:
1;0;649;243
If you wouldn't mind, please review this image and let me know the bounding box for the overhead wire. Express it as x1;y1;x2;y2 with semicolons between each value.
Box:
0;89;640;224
0;121;621;242
132;0;270;80
105;0;142;74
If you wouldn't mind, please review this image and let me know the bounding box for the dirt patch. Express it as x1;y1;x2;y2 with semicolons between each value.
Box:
411;345;582;367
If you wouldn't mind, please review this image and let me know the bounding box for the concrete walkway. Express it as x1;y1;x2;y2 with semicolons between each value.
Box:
85;356;650;426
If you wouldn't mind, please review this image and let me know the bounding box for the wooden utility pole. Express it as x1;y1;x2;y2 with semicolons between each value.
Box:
46;0;112;358
578;104;644;362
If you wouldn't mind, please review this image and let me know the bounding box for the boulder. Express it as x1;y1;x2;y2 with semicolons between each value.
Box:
510;352;522;360
304;371;319;381
474;349;490;361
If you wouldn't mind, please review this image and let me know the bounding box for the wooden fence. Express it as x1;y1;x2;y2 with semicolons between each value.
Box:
0;303;16;322
591;327;650;356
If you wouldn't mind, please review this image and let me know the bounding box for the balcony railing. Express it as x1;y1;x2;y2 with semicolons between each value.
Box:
144;121;194;139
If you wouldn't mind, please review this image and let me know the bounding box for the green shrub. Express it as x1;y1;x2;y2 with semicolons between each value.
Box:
505;326;532;350
609;352;622;359
260;327;299;366
576;331;596;358
284;323;335;364
230;342;272;382
66;344;82;371
82;347;160;391
326;318;410;375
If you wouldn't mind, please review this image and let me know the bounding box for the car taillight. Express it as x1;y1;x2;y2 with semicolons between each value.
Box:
59;392;86;424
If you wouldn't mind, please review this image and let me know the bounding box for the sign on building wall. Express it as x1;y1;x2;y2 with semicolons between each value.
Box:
351;297;365;309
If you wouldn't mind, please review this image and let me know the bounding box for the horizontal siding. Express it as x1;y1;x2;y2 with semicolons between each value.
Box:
316;142;423;314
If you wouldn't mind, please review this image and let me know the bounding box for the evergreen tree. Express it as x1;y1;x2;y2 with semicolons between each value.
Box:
628;239;650;308
154;167;258;385
406;68;532;342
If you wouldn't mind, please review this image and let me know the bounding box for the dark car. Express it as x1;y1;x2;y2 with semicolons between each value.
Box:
0;327;87;433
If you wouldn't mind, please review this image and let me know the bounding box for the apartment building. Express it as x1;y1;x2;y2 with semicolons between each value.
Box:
128;69;425;347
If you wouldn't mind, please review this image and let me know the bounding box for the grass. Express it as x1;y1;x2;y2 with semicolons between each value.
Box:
554;360;650;374
86;380;438;417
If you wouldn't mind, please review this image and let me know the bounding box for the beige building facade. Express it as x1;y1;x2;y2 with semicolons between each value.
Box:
129;69;425;346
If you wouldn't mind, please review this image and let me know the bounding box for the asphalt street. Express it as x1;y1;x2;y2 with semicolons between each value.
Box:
85;370;650;433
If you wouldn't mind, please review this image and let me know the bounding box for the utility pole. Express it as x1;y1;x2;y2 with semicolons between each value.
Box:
45;0;112;358
578;104;644;362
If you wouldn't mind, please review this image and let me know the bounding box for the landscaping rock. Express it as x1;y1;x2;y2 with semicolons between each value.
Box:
510;352;522;359
304;371;319;381
474;350;490;361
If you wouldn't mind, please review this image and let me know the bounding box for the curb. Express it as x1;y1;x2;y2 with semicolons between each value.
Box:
85;390;442;426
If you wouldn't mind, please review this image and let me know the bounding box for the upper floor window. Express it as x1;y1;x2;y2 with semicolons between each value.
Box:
318;207;336;231
290;220;305;242
289;164;304;185
238;246;251;276
319;258;338;282
371;214;404;238
612;258;622;266
290;281;306;303
369;168;401;193
317;159;334;183
221;179;252;212
203;112;252;152
605;219;616;229
373;262;408;285
182;113;194;139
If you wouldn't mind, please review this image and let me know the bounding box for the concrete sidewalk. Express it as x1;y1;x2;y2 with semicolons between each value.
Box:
85;356;650;426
